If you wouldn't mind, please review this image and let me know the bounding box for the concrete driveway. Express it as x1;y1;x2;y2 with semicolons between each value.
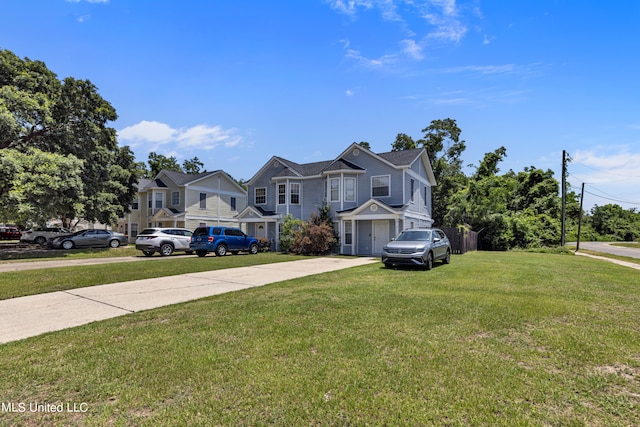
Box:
0;257;377;344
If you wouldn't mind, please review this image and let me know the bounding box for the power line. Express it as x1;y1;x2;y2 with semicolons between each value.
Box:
570;159;640;179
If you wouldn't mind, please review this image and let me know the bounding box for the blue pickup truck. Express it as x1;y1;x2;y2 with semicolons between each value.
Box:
190;226;259;257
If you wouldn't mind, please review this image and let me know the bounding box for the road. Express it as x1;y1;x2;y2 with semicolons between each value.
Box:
572;242;640;259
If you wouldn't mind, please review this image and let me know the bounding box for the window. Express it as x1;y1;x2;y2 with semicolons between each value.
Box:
155;192;164;209
372;175;390;198
278;184;286;205
410;179;415;202
255;188;266;204
344;221;353;245
131;197;139;210
230;197;237;211
290;183;300;204
130;223;138;238
171;191;180;206
329;178;340;202
199;192;207;209
424;187;428;207
345;177;356;202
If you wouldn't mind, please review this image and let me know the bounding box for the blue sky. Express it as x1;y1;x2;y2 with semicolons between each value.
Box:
2;0;640;211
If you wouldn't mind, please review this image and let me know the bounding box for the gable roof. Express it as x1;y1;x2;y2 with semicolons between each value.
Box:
247;143;436;185
138;169;247;193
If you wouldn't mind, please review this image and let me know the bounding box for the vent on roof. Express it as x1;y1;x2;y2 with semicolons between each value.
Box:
353;148;360;156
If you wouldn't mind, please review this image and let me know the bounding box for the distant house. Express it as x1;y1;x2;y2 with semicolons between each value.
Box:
118;169;247;242
237;143;436;255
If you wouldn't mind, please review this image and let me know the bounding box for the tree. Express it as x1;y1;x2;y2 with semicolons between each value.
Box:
418;118;467;226
390;133;416;152
591;204;640;241
0;149;84;226
182;156;205;174
355;141;371;150
0;49;138;227
146;152;181;178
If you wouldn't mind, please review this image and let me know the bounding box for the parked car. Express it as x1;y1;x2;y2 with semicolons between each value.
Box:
0;226;21;240
50;229;127;250
381;228;451;270
135;228;194;256
190;226;259;257
20;227;72;244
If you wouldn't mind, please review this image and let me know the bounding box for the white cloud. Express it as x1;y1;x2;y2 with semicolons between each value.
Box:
401;39;424;60
569;146;640;208
345;48;397;67
332;0;471;68
345;89;355;96
117;120;243;153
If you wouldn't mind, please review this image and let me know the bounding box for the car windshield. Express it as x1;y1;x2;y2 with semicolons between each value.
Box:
395;230;431;241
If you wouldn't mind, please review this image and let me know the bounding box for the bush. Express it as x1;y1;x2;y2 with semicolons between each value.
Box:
290;221;337;255
256;237;271;252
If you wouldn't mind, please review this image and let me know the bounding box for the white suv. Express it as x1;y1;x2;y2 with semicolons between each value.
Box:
135;228;194;256
20;227;72;245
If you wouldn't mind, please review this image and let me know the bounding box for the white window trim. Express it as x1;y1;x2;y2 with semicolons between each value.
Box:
277;183;286;205
329;177;341;202
255;187;267;205
371;175;391;198
171;191;180;207
344;177;356;202
290;182;301;205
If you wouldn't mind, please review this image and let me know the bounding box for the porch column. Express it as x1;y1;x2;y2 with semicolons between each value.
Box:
395;218;400;236
351;219;356;256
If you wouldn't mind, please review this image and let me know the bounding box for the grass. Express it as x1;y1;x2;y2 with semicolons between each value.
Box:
578;249;640;266
0;243;141;261
0;251;639;426
0;252;306;300
610;242;640;249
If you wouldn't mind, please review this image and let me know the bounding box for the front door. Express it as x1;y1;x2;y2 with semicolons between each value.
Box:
372;221;389;256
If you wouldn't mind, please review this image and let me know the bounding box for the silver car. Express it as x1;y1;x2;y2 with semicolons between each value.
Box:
382;228;451;270
135;228;194;257
50;229;127;250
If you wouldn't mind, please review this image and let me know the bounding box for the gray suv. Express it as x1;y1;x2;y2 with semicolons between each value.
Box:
135;228;194;256
381;228;451;270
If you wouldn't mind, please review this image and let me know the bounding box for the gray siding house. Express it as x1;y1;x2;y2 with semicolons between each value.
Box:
237;143;436;255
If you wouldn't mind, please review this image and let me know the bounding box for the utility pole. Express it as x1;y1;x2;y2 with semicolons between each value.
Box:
561;150;567;247
576;182;585;251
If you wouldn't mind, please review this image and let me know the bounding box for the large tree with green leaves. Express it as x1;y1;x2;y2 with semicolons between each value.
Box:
0;49;137;227
391;118;467;226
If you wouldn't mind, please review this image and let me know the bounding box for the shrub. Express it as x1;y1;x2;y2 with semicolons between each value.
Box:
290;221;337;255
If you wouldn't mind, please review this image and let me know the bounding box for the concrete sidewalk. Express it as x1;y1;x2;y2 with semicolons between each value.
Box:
0;257;377;344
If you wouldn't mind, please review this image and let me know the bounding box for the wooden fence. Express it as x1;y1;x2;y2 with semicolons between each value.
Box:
441;227;478;254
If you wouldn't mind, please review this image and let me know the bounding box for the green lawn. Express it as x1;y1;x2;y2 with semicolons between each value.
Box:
0;251;638;426
0;252;306;300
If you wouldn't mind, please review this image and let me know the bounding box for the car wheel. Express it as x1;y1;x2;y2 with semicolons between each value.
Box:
142;251;155;257
62;240;74;250
196;250;207;257
249;243;259;254
109;239;120;248
35;236;46;245
215;244;227;257
159;243;174;257
425;252;433;270
443;249;451;264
